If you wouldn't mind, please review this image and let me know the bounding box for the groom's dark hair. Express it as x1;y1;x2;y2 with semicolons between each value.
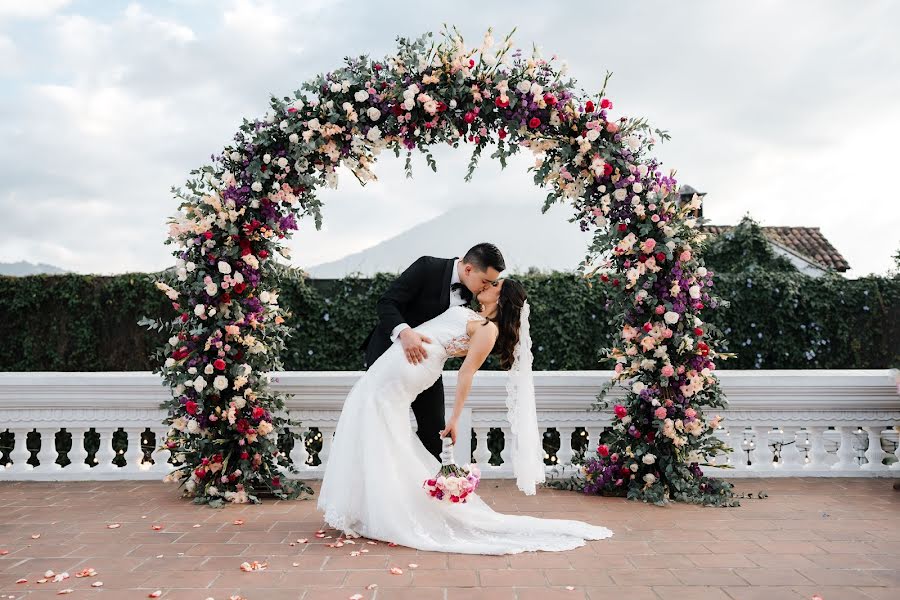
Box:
463;242;505;272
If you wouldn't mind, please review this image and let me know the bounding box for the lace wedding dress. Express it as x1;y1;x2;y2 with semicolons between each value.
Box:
317;305;613;554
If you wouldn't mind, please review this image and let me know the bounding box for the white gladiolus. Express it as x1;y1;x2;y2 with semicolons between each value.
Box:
354;89;369;102
193;376;207;391
251;181;262;192
367;107;381;121
664;311;680;324
213;376;228;391
218;261;231;274
642;453;657;465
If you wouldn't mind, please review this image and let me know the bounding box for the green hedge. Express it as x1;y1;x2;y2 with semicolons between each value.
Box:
1;270;897;371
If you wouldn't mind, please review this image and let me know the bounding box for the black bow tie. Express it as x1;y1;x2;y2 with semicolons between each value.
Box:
450;282;473;302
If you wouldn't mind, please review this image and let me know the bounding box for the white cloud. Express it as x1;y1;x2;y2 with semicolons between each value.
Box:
0;33;17;73
0;0;898;277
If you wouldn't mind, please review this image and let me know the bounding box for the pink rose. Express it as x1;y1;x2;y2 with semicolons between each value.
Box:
661;365;675;377
655;305;665;315
614;405;628;419
606;122;619;133
685;408;697;418
641;238;657;252
663;328;673;338
654;407;667;419
680;250;692;262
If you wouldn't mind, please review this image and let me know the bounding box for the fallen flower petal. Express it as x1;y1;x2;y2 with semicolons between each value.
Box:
192;524;201;528
407;563;418;569
0;550;9;555
107;524;121;529
233;520;244;526
297;538;308;543
57;589;73;595
389;567;403;575
366;583;378;590
31;534;41;539
349;595;363;600
149;592;162;598
15;579;27;584
44;570;55;578
91;582;104;587
566;586;575;590
151;525;163;531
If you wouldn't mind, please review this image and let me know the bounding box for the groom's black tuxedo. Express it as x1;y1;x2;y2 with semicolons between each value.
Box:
361;255;471;461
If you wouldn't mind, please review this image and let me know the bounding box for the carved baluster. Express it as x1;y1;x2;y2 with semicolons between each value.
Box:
94;428;118;473
288;426;309;471
555;426;577;468
473;427;492;466
748;426;770;471
779;426;803;470
498;426;513;469
36;428;60;474
122;427;147;473
892;426;900;471
861;425;888;471
151;427;173;476
9;428;34;475
831;425;858;472
804;426;830;470
318;427;335;468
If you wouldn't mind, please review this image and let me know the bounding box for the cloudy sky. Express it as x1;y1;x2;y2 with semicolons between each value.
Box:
1;0;898;277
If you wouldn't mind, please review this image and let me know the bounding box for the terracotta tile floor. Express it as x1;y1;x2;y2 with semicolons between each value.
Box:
1;478;898;599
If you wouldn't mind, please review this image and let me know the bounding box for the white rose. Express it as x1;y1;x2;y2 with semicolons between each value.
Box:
307;118;321;131
218;261;231;274
633;182;644;193
187;367;197;375
354;90;369;102
689;285;701;299
168;336;179;346
264;111;275;124
516;80;532;94
251;181;262;193
664;311;680;325
213;375;228;391
366;126;382;142
279;120;288;131
193;376;207;391
233;396;246;410
205;283;217;296
232;272;244;284
586;129;600;142
277;157;288;168
643;473;656;484
259;291;271;303
449;99;457;109
329;82;342;93
230;151;241;162
288;133;299;144
629;463;639;472
194;304;206;317
367;107;381;121
164;358;175;368
289;98;304;111
614;188;628;201
697;267;708;277
263;154;271;164
626;136;641;151
187;419;200;434
642;453;657;465
204;364;214;375
403;97;415;110
186;262;196;272
638;164;649;177
632;382;646;394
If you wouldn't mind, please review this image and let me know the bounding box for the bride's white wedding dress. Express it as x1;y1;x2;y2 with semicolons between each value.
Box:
316;305;613;554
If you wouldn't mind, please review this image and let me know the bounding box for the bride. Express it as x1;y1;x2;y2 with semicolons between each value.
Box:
317;278;613;554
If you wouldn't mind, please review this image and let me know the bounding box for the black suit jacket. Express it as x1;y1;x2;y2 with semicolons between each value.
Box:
362;256;456;367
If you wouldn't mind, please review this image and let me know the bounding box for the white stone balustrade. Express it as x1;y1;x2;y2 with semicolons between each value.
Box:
0;370;897;481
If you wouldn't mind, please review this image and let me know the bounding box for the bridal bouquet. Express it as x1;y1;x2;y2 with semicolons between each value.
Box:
423;436;481;503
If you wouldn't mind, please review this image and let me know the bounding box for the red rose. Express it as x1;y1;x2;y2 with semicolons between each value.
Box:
612;279;620;287
585;100;595;113
638;254;647;263
694;327;704;337
271;477;281;488
698;342;710;356
220;293;231;304
260;165;267;172
185;401;198;415
374;63;382;71
468;59;475;67
617;223;628;232
464;112;475;124
614;404;628;419
258;250;269;259
214;359;226;371
600;98;612;109
603;163;613;176
391;103;403;117
252;406;265;420
194;467;206;479
172;346;190;361
600;273;609;282
645;431;655;442
528;117;541;129
287;107;297;114
233;283;246;294
494;96;509;108
655;252;666;262
234;350;244;361
203;231;213;240
240;451;250;460
543;93;557;106
451;495;460;503
181;313;189;323
498;129;507;140
598;444;610;457
436;101;447;112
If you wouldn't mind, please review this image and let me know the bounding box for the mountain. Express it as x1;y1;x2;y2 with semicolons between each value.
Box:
0;261;69;276
306;202;595;277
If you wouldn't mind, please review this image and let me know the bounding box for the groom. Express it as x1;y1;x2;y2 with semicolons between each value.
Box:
361;243;506;460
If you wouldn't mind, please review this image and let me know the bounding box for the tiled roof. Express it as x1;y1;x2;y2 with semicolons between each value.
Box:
701;225;850;272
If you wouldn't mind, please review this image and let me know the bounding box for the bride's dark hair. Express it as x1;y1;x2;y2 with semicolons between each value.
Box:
486;279;527;370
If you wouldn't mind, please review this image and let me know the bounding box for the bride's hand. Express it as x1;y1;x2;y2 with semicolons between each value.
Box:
439;421;457;445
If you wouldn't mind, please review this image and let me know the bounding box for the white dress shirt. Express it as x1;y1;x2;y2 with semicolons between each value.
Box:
390;257;466;342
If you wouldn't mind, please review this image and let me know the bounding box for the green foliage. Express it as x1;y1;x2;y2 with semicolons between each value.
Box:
2;269;897;372
702;216;798;274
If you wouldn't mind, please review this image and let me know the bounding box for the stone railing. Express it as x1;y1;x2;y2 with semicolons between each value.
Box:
0;370;898;482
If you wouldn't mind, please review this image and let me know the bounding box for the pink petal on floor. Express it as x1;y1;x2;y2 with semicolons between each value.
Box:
566;586;575;590
349;595;363;600
292;562;300;567
388;542;398;547
31;534;41;539
149;592;162;598
366;583;378;590
44;570;55;578
15;579;27;584
192;524;201;528
91;582;104;587
366;541;377;545
107;524;121;529
297;538;308;543
57;589;73;595
151;525;163;531
233;520;244;526
389;567;403;575
0;550;9;555
407;563;418;569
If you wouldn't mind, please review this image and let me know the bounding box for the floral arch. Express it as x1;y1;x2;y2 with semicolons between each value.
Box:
142;27;735;508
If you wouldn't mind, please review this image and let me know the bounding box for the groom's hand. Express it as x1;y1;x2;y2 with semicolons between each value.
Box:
399;329;432;364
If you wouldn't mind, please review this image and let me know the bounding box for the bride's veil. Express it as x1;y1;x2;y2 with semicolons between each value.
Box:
504;299;546;495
